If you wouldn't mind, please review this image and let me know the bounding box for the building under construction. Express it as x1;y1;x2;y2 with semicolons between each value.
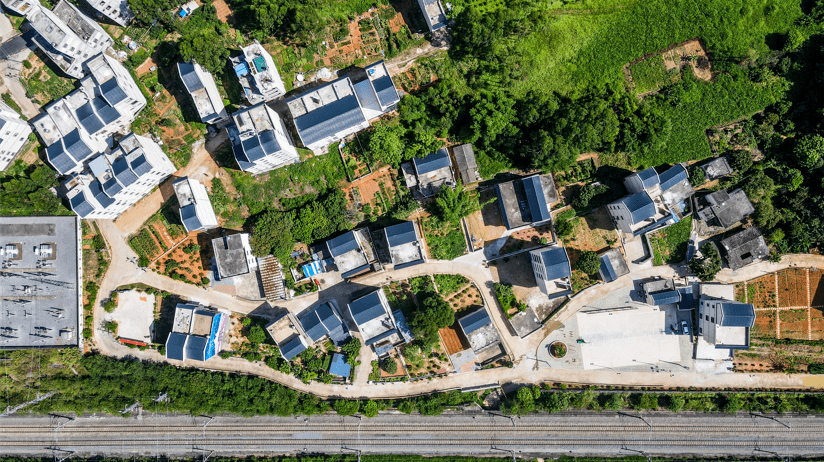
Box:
0;216;82;350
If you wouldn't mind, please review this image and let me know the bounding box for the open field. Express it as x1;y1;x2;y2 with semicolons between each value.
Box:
648;216;692;266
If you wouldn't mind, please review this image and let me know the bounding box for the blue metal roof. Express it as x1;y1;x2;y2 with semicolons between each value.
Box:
385;221;417;248
63;128;94;162
101;175;123;197
69;190;95;217
413;148;451;175
677;286;694;311
88;179;115;209
177;61;204;93
233;62;249;78
129;152;152;177
459;308;491;335
298;309;326;342
75;100;104;134
348;291;387;326
111;156;138;187
258;129;281;155
650;290;680;306
621;192;656;224
92;96;121;125
241;135;265;162
392;309;413;343
329;353;351;377
100;78;127;106
658;165;688;192
280;335;306;361
327;231;359;257
538;247;571;280
302;261;322;278
371;73;399;108
292;82;367;147
180;204;202;232
46;142;78;174
165;332;187;361
522;175;550;223
720;302;756;327
635;167;659;189
599;254;618;282
185;335;207;361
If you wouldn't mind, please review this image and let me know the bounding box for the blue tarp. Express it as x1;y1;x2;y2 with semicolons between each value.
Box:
204;313;223;360
179;9;187;17
303;261;322;278
234;62;249;78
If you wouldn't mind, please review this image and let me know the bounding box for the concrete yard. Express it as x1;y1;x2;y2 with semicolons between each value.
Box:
107;289;155;343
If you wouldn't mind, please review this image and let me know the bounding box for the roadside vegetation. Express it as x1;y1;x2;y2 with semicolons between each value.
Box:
0;160;70;216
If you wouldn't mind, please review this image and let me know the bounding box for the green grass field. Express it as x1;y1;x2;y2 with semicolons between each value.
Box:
629;55;674;94
514;0;801;96
650;216;692;266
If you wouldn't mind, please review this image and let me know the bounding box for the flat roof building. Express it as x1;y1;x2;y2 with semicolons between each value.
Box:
211;233;257;279
173;177;218;233
178;61;229;124
165;303;227;361
697;189;755;229
597;247;629;283
416;0;447;32
227;103;299;175
64;133;175;219
34;53;146;175
403;148;456;197
721;227;770;271
23;0;113;78
529;246;571;296
495;174;558;230
383;221;425;269
700;156;733;180
230;40;286;105
298;301;349;346
458;308;502;355
264;310;307;361
0;101;33;171
347;289;409;351
327;230;375;279
85;0;134;26
698;284;755;349
0;216;82;350
452;143;479;184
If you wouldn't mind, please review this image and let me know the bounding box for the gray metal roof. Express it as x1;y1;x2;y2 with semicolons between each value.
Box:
259;129;281;155
413;148;451;175
621;191;656;224
292;86;366;147
88;179;114;208
75;100;104;134
69;190;95;217
635;167;660;189
111;157;138;187
659;164;688;192
185;335;207;361
180;204;202;232
720;302;756;327
348;291;387;326
280;335;307;361
240;135;265;162
353;79;382;114
100;78;127;106
177;61;204;93
129;151;152;177
327;231;359;257
371;71;399;108
46;141;78;174
650;290;680;306
452;143;478;183
599;254;618;282
165;332;187;361
101;175;123;196
92;96;121;124
677;286;694;311
385;221;417;248
538;247;571;280
522;175;550;223
459;308;491;335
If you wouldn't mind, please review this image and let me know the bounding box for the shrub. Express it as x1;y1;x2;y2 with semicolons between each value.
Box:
103;299;117;313
333;399;360;416
689;242;722;281
22;60;32;69
83;328;92;339
576;250;600;275
382;357;398;374
247;325;266;345
242;317;252;327
361;400;380;418
104;321;118;335
219;351;232;359
689;166;705;186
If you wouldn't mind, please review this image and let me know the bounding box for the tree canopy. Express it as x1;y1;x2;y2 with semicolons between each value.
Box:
689;243;722;281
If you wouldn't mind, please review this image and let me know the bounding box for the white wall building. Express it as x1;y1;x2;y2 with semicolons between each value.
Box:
64;133;175;219
34;53;146;175
177;61;228;124
230;40;285;105
227;102;299;174
85;0;134;26
15;0;113;78
0;101;32;171
173;177;218;233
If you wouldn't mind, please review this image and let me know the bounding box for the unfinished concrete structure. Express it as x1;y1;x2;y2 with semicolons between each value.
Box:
0;216;82;349
178;61;229;124
0;101;33;171
230;41;286;105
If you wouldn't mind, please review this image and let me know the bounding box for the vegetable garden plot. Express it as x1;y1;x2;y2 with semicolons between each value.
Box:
810;270;824;307
777;268;808;308
751;310;776;338
811;307;824;341
747;275;777;309
778;309;809;340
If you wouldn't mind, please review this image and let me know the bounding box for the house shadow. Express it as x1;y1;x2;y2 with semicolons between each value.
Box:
153;293;187;343
389;0;429;34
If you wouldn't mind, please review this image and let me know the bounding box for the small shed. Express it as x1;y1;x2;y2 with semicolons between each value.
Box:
329;353;351;378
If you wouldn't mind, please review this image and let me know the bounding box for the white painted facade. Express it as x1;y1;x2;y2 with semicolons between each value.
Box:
227;103;299;175
86;0;134;26
64;133;175;219
173;177;219;232
232;40;286;105
0;101;32;171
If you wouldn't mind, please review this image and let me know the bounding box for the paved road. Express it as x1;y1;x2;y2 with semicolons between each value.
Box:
3;412;824;458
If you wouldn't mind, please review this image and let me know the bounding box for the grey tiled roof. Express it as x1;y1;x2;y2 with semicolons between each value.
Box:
635;167;659;189
100;78;127;106
101;175;123;196
413;148;451;174
184;335;207;361
259;130;281;155
385;221;417;248
650;290;680;305
459;308;491;335
129;151;152;176
371;72;399;108
69;190;95;217
353;79;381;114
92;96;120;124
293;89;366;147
64;129;94;161
46;142;78;174
348;291;387;326
240;135;265;162
599;254;618;282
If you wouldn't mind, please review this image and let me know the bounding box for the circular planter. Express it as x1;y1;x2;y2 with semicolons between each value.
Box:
549;341;567;359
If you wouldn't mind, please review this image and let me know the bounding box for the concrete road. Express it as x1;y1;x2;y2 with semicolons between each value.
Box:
2;412;824;458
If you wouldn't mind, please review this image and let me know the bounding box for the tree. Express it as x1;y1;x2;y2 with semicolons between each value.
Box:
178;27;230;75
634;394;659;410
605;393;626;411
247;325;266;346
689;242;722;281
434;185;480;223
382;357;398;374
793;134;824;170
333;399;360;416
572;183;608;210
250;210;295;260
667;395;685;412
688;166;705;187
368;122;406;166
104;321;118;334
576;250;600;275
361;400;379;418
509;386;537;415
729;149;753;172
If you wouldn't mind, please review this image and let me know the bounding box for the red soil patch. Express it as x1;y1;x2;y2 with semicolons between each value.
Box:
777;268;807;308
811;307;824;340
749;275;777;309
212;0;235;24
752;310;777;338
136;57;156;76
810;270;824;306
778;309;809;340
